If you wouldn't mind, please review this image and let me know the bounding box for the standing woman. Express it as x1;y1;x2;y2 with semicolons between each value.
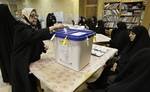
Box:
21;8;47;62
0;4;64;92
0;4;14;83
20;7;49;91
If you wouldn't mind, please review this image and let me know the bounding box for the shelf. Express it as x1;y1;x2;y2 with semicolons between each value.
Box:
104;9;119;10
104;2;120;4
120;1;143;3
103;0;144;30
120;15;141;17
105;0;143;3
104;15;119;16
122;22;139;24
121;9;143;11
104;21;116;22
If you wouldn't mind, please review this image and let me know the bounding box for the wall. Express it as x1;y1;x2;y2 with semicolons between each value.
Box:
16;0;79;24
79;0;85;17
0;0;8;4
0;0;19;15
142;0;150;29
97;0;104;20
79;0;105;19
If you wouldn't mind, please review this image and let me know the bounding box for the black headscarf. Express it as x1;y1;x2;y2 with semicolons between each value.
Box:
91;16;97;27
107;48;150;92
110;22;130;54
0;4;17;83
95;20;105;35
78;16;86;26
117;25;150;75
86;18;96;31
130;26;150;50
46;13;56;27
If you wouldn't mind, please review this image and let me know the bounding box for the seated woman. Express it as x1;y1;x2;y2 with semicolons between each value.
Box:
46;13;57;27
78;16;86;26
95;20;106;35
110;22;130;54
90;48;150;92
88;25;150;90
117;26;150;73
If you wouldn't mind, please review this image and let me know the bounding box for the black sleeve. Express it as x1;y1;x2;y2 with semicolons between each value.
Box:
14;23;53;46
23;27;53;44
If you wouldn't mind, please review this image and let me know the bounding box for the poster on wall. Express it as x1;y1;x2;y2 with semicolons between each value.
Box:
54;11;64;23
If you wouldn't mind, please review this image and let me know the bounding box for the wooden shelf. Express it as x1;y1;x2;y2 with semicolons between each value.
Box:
120;1;143;3
104;9;119;10
121;9;143;11
120;15;141;17
104;15;119;16
122;22;139;24
103;0;144;29
105;0;143;3
104;21;116;22
105;2;120;4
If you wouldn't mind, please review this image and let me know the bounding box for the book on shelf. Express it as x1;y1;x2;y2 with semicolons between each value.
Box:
105;22;115;28
103;16;119;22
119;17;140;23
105;0;143;3
104;3;120;9
105;0;143;2
104;9;120;16
121;11;133;16
127;24;138;29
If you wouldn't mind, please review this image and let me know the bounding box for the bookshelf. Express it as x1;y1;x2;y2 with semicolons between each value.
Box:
103;0;145;29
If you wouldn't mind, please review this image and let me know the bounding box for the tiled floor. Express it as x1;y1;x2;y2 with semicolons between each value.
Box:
0;70;53;92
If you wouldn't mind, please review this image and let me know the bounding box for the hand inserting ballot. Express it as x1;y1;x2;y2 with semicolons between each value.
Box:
49;23;65;32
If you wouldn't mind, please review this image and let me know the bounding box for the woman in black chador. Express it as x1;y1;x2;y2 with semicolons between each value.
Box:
0;4;13;83
90;48;150;92
95;20;106;35
117;25;150;73
0;4;64;92
87;22;130;89
78;16;86;26
46;13;57;27
110;22;130;54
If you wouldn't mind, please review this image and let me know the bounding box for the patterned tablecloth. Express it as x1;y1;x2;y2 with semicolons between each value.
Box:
30;43;117;92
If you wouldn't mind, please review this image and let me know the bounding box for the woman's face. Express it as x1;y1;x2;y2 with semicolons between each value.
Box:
29;10;38;26
129;31;136;41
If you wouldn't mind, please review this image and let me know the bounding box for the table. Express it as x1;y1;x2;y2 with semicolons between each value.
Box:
95;34;111;43
30;43;117;92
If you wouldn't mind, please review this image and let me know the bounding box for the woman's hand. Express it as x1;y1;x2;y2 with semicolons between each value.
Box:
49;24;64;31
